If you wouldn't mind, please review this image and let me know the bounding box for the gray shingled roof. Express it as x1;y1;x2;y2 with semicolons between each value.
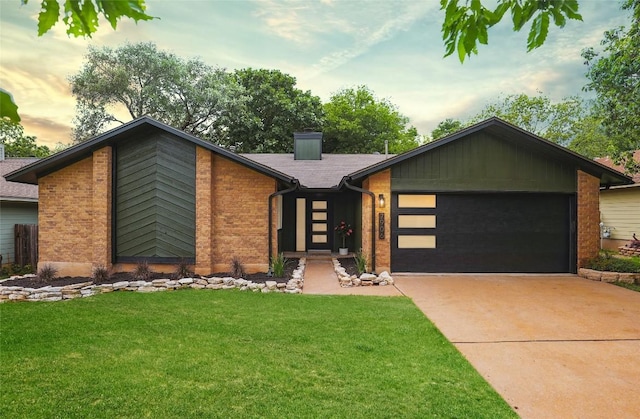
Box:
0;158;39;201
241;154;395;188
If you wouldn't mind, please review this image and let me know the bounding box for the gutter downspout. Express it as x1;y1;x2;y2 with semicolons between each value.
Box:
343;179;376;274
268;181;299;266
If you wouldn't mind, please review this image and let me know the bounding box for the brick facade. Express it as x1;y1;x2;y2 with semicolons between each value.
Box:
39;156;95;276
362;169;391;273
577;170;600;268
209;153;276;274
92;147;112;270
195;147;214;274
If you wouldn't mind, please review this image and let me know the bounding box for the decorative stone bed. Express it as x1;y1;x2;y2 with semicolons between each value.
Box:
0;258;306;303
578;268;639;284
332;258;394;287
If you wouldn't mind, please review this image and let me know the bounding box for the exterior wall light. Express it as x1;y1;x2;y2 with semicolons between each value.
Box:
378;194;385;208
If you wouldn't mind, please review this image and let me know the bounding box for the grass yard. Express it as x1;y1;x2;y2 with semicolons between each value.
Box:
1;290;516;418
613;281;640;293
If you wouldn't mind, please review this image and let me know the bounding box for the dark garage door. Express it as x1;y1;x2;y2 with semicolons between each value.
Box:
391;193;575;273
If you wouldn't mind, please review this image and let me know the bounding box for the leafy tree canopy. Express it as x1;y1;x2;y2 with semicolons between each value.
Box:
323;86;419;154
431;118;464;140
69;42;248;143
24;0;155;37
441;0;582;62
0;120;50;157
469;92;589;147
581;0;639;172
227;68;324;153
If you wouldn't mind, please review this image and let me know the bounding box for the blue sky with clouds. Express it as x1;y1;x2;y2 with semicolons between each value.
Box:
0;0;631;147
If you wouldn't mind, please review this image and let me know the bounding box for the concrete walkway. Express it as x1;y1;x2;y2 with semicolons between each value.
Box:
302;259;402;296
394;274;640;419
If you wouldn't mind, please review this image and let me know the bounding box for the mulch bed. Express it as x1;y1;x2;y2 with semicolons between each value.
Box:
339;257;359;276
0;258;300;288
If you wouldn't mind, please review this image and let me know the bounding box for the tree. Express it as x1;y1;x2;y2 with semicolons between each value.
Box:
470;92;590;146
323;86;419;154
226;68;324;153
2;1;154;123
581;0;639;172
441;0;583;62
69;42;248;143
0;120;50;157
431;118;465;140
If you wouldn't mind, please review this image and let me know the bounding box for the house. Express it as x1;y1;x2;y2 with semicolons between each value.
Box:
594;151;640;250
4;116;632;277
0;146;39;266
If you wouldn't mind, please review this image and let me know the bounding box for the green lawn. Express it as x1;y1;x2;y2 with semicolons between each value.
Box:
1;290;516;418
613;281;640;292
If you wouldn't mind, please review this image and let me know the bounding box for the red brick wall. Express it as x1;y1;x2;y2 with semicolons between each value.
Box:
362;169;391;273
577;170;600;268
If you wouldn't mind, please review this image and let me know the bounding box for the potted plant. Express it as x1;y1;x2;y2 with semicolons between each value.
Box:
335;220;353;255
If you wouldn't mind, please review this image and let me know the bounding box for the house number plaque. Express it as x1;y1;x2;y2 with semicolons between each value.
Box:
378;213;385;239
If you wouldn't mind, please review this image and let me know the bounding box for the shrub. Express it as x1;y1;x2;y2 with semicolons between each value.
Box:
174;259;194;280
132;260;153;281
230;257;246;278
92;265;111;284
38;264;58;281
354;250;368;275
270;253;288;278
585;255;640;273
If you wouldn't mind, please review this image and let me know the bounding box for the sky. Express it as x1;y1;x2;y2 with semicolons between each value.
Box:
0;0;632;148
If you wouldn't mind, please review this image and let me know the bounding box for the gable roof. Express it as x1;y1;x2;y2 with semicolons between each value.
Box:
5;116;297;186
344;117;633;188
0;158;39;202
243;153;393;189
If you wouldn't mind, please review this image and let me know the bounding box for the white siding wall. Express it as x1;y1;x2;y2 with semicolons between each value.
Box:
0;202;38;265
599;188;640;242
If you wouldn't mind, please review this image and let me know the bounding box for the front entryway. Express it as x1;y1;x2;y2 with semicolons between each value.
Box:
307;198;332;250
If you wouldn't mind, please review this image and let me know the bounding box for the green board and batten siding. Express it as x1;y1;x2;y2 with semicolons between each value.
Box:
115;133;196;261
391;132;576;193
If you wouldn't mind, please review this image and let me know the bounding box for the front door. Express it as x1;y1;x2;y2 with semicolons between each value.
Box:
307;198;332;250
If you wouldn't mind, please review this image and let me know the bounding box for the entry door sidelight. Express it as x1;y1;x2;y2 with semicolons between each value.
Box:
307;199;331;250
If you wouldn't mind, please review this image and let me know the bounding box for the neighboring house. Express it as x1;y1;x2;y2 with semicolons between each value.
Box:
0;146;39;266
594;150;640;250
5;116;632;277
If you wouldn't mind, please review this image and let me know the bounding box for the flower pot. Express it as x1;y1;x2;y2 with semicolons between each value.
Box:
339;248;349;255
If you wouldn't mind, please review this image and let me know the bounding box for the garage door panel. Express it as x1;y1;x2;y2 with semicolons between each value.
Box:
392;193;574;273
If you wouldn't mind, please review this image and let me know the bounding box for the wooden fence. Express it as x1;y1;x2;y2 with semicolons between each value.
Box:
14;224;38;268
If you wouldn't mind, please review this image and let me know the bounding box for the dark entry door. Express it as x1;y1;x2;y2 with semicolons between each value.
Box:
391;193;575;273
307;197;332;250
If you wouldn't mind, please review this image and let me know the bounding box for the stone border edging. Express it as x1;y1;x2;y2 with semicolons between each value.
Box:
0;258;306;303
578;268;639;284
331;258;394;287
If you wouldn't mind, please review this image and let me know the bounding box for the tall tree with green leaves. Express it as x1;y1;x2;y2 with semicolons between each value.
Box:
470;92;590;146
441;0;583;62
581;0;639;171
323;86;419;154
69;42;248;143
431;118;465;140
2;0;155;123
227;68;324;153
0;120;50;157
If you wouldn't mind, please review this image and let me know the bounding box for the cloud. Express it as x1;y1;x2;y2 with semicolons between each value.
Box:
20;114;73;147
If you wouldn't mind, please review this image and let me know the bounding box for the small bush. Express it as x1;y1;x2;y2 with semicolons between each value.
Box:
174;259;194;280
354;250;368;275
132;260;153;281
585;255;640;273
230;257;246;278
38;264;58;281
92;265;111;284
270;253;288;278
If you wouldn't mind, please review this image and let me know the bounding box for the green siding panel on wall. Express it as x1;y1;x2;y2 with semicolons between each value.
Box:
392;132;576;193
0;203;38;264
116;133;196;260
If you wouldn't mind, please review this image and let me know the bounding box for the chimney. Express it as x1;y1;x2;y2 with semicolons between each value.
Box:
293;131;323;160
